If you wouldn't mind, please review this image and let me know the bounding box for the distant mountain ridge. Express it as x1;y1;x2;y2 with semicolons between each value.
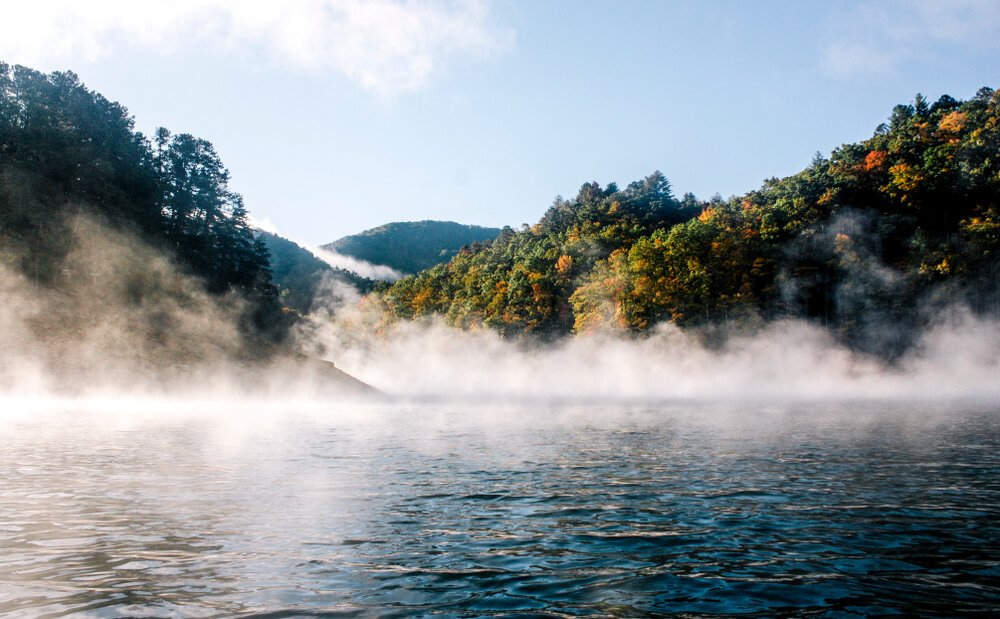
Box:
257;231;375;313
323;220;502;275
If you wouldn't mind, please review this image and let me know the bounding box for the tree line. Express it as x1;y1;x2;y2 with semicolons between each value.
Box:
379;88;1000;358
0;63;282;340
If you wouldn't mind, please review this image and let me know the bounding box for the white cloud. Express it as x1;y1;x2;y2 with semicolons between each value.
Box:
0;0;514;97
822;40;898;78
822;0;1000;77
247;214;280;235
311;246;404;281
248;216;403;281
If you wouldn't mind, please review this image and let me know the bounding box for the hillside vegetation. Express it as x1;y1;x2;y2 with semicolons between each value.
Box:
324;220;501;275
0;62;289;353
260;230;374;314
380;89;1000;357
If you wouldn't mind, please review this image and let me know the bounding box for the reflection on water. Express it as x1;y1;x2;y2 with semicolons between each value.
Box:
1;403;999;616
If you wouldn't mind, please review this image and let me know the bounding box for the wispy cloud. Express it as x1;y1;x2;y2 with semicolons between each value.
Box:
311;246;404;282
0;0;514;97
248;215;403;281
822;0;1000;77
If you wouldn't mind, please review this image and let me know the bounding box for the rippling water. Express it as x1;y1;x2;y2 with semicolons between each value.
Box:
1;402;999;617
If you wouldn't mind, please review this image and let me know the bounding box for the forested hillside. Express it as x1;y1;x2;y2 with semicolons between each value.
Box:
259;230;375;314
380;89;1000;357
0;63;283;341
324;220;501;275
5;60;997;362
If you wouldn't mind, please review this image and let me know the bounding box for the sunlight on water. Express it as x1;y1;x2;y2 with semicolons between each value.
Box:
1;403;999;616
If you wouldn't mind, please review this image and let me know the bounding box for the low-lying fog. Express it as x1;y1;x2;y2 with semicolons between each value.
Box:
1;218;997;412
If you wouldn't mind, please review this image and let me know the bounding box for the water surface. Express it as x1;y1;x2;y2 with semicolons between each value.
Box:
1;402;998;616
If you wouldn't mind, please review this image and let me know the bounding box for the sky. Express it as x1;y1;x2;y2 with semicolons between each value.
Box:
1;0;999;244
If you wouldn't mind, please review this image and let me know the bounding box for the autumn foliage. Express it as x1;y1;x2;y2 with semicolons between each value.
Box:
380;88;1000;357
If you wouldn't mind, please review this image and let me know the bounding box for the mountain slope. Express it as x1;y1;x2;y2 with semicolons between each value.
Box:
258;231;375;313
379;89;1000;358
0;62;372;393
323;220;501;275
0;62;279;334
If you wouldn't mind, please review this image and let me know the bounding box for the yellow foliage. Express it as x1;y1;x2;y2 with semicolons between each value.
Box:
920;258;951;275
889;164;921;191
817;188;838;206
888;163;924;204
962;212;1000;235
555;254;573;275
411;288;434;314
961;210;1000;252
938;111;967;135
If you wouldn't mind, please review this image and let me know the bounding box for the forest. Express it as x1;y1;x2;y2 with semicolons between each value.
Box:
379;89;1000;358
0;63;284;346
2;61;998;363
324;221;502;275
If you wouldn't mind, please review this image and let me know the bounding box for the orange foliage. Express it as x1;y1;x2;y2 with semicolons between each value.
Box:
938;111;967;135
817;188;838;206
862;150;887;172
411;289;434;313
555;254;574;275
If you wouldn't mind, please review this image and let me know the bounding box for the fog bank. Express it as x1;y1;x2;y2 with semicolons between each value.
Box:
2;216;997;408
299;296;1000;403
0;216;370;400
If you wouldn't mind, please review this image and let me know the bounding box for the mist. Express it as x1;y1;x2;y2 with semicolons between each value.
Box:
250;216;403;282
0;215;370;402
310;246;403;282
1;213;997;411
297;288;1000;404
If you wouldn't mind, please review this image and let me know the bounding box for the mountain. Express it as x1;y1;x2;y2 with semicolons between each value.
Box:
0;62;279;334
323;220;502;275
379;89;1000;358
0;62;369;393
258;231;375;314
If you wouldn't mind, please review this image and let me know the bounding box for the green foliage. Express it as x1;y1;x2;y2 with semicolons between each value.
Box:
0;62;281;339
259;230;375;314
324;220;502;275
380;172;700;336
381;89;1000;356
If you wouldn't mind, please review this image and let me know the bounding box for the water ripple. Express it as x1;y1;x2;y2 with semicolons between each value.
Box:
1;405;999;616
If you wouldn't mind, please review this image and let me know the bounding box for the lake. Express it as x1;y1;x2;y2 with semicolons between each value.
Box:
1;401;998;616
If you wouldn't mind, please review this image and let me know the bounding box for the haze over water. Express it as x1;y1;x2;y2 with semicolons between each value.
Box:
2;402;998;616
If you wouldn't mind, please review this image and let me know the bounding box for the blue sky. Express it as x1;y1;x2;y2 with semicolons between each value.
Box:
2;1;999;244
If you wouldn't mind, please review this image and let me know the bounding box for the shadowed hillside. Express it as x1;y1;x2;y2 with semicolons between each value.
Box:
323;220;501;275
259;231;375;314
0;62;370;393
